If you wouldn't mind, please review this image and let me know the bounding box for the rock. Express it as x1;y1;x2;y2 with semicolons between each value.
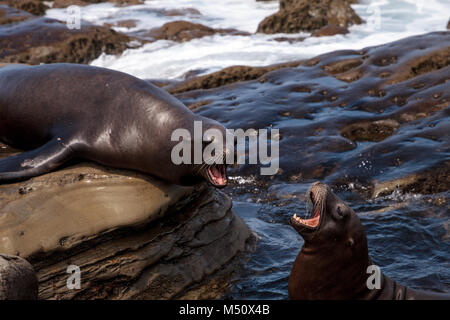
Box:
104;19;138;29
340;119;400;142
166;61;302;95
311;24;349;37
148;20;250;42
0;254;38;299
0;4;33;24
0;7;134;64
257;0;362;34
0;149;252;299
52;0;144;8
164;8;202;17
0;0;48;16
272;36;306;43
173;31;450;197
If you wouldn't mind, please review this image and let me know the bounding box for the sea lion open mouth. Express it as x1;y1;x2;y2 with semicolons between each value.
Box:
290;187;323;230
205;164;227;188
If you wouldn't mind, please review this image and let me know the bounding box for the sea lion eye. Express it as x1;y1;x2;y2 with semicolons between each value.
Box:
337;206;343;217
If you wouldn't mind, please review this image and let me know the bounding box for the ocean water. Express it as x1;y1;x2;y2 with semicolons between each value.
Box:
46;0;450;80
45;0;450;299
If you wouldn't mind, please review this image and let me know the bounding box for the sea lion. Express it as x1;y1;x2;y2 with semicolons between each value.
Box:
288;182;450;300
0;63;228;187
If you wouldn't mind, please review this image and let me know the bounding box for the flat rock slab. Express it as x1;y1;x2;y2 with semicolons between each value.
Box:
0;163;193;258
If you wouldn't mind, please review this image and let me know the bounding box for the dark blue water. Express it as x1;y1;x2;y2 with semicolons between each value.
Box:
227;185;450;299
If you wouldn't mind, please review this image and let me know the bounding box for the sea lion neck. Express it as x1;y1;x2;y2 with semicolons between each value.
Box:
289;236;372;299
289;182;375;299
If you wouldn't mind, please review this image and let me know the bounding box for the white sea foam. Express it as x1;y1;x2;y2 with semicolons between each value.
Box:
46;0;450;80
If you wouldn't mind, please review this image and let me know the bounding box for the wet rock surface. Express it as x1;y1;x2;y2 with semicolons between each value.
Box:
174;31;450;197
104;19;138;29
0;4;33;24
0;148;252;299
165;61;301;95
0;0;48;16
0;254;38;299
164;8;202;17
257;0;362;34
147;20;250;42
0;5;135;65
311;24;349;37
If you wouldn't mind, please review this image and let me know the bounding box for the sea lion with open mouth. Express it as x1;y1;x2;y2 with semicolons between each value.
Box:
0;63;229;187
288;182;450;300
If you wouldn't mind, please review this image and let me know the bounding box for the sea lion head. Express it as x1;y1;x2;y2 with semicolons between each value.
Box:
169;116;232;189
288;182;371;299
194;119;231;189
289;182;366;246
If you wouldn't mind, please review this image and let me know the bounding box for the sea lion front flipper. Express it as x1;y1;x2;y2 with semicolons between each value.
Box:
0;138;74;184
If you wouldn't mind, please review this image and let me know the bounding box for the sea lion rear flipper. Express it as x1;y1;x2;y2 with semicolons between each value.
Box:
0;139;74;183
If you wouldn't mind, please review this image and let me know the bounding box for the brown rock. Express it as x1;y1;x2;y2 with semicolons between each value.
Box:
0;4;33;25
105;19;138;29
166;61;301;95
0;254;38;300
257;0;362;34
340;119;400;142
148;20;250;42
311;24;349;37
272;36;306;43
0;13;134;64
0;0;48;16
164;8;202;17
0;150;252;299
52;0;143;8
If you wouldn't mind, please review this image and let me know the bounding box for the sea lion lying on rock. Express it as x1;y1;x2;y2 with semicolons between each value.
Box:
0;63;229;187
